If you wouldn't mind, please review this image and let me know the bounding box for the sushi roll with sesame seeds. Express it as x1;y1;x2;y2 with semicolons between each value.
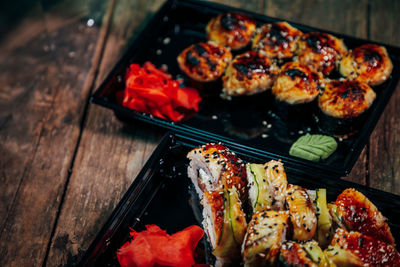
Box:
187;143;247;201
246;160;288;214
264;160;288;211
329;188;395;245
339;44;393;86
296;32;347;76
177;42;232;82
325;229;400;266
242;210;289;267
202;188;247;266
206;12;257;51
252;21;303;61
317;80;376;136
246;163;274;213
286;184;317;241
221;51;278;99
280;240;333;267
272;62;325;125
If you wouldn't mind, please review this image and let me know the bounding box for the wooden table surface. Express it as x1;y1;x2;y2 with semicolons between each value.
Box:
0;0;399;266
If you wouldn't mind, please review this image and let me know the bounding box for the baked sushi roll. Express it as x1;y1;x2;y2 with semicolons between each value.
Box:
286;184;317;241
280;240;333;267
325;229;400;266
206;12;257;50
329;188;395;245
187;143;247;200
317;80;376;136
242;210;289;266
177;42;232;82
247;163;274;213
272;62;324;122
202;188;247;266
246;160;288;213
252;21;303;60
221;51;278;98
296;32;347;76
263;160;288;210
339;44;393;86
273;62;324;105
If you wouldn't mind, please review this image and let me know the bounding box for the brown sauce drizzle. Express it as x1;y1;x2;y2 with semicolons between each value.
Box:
268;23;290;47
193;43;207;56
305;33;335;53
354;45;383;69
330;81;365;102
220;13;247;31
284;68;308;81
185;51;200;66
233;52;270;80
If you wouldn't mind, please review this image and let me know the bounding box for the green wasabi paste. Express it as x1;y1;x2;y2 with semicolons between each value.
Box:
289;134;338;162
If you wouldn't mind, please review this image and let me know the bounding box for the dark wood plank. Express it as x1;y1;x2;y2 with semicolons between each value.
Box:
209;0;264;13
265;0;367;39
368;0;400;194
0;1;106;266
265;0;368;185
45;0;166;265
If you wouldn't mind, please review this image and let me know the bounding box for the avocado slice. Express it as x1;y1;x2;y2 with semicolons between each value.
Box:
212;189;246;261
303;240;334;267
227;188;247;245
247;163;272;212
315;189;333;248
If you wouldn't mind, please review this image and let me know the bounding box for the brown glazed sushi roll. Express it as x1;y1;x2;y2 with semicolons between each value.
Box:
252;21;303;60
273;62;324;105
177;42;232;82
285;184;317;241
296;32;347;76
280;240;332;266
326;229;400;266
272;62;324;125
242;210;289;266
339;44;393;86
221;51;278;98
202;188;247;266
187;143;247;201
329;188;395;245
318;80;376;136
206;12;257;50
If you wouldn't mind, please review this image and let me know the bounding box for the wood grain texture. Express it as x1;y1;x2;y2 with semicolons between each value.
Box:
45;0;165;265
265;0;368;185
209;0;264;13
368;0;400;194
0;1;102;266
